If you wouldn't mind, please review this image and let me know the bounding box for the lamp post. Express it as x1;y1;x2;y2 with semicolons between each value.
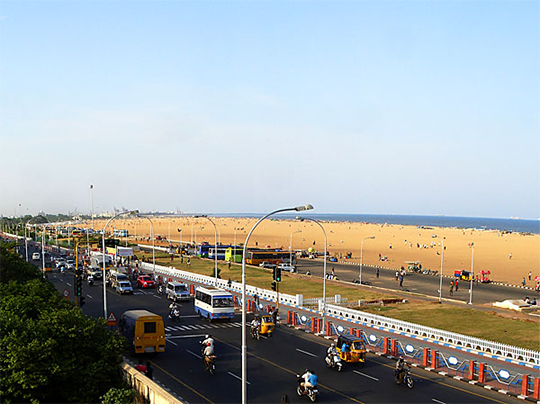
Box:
289;230;302;267
296;217;327;333
195;215;218;285
241;204;313;404
438;238;444;303
359;236;375;285
102;210;139;318
138;215;156;280
469;242;474;305
90;184;95;229
233;227;244;264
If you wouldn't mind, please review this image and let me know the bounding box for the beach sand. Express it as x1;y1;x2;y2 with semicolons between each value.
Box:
91;217;539;286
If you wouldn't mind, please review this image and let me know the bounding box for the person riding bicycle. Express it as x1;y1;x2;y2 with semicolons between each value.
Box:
300;369;318;392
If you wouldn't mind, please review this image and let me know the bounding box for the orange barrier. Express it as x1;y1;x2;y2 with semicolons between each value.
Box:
468;360;475;380
431;350;439;369
423;348;430;367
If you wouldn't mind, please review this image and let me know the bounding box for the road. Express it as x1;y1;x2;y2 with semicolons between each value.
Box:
295;259;537;305
27;251;522;403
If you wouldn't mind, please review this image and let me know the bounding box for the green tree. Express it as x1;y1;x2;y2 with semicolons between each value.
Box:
0;243;128;403
100;387;137;404
0;242;42;284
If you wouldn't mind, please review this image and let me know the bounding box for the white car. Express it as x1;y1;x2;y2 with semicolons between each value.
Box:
277;263;296;273
116;281;133;295
259;262;276;269
32;252;40;260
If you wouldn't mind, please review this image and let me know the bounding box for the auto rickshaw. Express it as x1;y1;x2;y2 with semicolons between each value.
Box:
336;334;366;366
406;261;421;272
454;270;472;281
259;314;275;337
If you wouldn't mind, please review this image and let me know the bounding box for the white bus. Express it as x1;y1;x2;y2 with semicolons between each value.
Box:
194;287;235;322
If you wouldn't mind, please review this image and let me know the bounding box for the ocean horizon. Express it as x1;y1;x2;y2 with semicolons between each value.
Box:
211;213;540;235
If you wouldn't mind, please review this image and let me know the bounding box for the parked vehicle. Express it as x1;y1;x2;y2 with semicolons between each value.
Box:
137;275;156;289
259;261;276;269
119;310;166;354
277;263;296;272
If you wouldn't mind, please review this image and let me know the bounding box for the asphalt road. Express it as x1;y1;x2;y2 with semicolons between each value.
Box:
295;259;537;305
34;274;521;400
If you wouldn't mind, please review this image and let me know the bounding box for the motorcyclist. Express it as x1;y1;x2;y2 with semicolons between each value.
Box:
395;356;406;382
87;274;94;286
300;369;318;392
250;316;261;337
202;340;215;370
202;334;214;348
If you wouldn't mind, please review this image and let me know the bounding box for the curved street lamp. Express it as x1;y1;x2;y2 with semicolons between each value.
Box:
296;217;327;334
438;238;444;303
359;236;375;285
289;230;302;267
241;204;313;404
195;215;218;285
102;210;139;318
137;215;156;280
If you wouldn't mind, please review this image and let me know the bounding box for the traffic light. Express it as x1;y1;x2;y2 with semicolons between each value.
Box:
79;296;85;308
271;281;277;291
273;267;277;281
275;267;282;282
76;276;82;297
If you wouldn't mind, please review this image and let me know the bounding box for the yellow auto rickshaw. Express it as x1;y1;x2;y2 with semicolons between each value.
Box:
259;314;275;337
336;334;366;366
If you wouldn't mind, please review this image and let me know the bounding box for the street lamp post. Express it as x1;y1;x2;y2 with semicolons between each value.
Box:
289;230;302;267
359;236;375;285
296;217;327;333
469;242;474;305
102;210;139;319
138;215;156;280
241;204;313;404
195;215;218;285
438;238;444;303
90;184;95;229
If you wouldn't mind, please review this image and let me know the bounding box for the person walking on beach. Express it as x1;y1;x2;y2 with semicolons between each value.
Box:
399;274;404;287
449;281;454;296
522;277;526;287
529;271;532;281
455;278;459;291
395;270;399;281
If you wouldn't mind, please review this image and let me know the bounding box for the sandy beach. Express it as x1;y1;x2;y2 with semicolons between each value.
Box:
91;217;539;286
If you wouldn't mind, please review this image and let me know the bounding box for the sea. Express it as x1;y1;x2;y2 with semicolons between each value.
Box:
214;213;540;235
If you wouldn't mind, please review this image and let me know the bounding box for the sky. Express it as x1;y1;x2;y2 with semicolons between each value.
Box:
0;1;538;219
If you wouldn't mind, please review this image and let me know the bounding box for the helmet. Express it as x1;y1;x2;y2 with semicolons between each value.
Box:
205;335;210;339
305;369;311;374
331;343;335;347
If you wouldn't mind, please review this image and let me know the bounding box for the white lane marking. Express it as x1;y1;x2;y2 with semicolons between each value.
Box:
166;339;178;346
353;370;379;381
193;325;207;329
432;399;446;404
186;349;202;359
153;295;162;299
87;295;93;299
66;282;72;286
179;315;200;318
228;371;250;384
169;334;207;340
296;349;318;358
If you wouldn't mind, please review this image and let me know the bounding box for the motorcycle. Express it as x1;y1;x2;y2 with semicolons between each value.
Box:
395;367;414;389
203;354;216;375
88;276;94;286
296;375;319;402
157;284;164;295
168;308;180;322
250;326;260;340
325;352;343;371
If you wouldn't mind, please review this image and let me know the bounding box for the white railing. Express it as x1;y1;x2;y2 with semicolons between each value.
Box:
303;296;348;306
139;262;303;307
320;302;540;365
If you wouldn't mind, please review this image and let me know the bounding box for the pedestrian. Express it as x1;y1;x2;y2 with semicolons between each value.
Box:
529;271;532;281
331;267;335;277
449;281;454;296
227;278;232;288
455;279;459;291
376;268;380;278
395;270;399;281
135;360;147;374
146;361;153;380
187;257;191;265
522;277;526;287
180;256;183;264
399;275;404;287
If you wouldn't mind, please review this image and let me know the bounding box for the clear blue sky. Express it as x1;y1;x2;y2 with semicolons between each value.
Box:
1;1;538;219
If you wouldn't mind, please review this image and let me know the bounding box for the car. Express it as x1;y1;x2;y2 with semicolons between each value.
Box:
329;257;338;262
137;275;155;289
166;282;191;301
66;258;75;270
259;262;276;269
116;281;133;295
87;267;103;279
55;259;66;269
277;263;296;272
32;252;40;260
